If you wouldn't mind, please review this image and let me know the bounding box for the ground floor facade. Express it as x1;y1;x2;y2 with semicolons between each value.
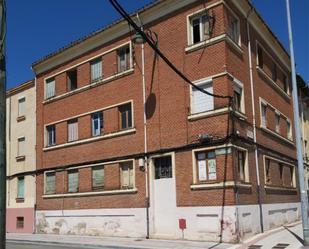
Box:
7;207;35;233
36;142;300;243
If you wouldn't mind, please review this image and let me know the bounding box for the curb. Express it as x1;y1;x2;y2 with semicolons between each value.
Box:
7;239;154;249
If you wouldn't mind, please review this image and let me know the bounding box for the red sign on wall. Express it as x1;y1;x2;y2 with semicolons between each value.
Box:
179;218;186;230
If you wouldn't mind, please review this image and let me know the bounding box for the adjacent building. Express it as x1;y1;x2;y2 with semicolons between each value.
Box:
32;0;299;242
6;80;36;233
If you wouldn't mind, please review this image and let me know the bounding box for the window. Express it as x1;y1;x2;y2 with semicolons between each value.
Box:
45;172;56;195
67;69;77;91
118;46;130;73
237;150;246;182
17;137;25;157
16;217;24;229
287;120;291;138
18;98;25;117
92;112;103;136
119;103;132;130
271;62;277;82
68;119;78;142
17;177;25;199
279;163;284;182
68;170;79;193
227;12;239;44
233;82;243;113
257;45;263;68
265;158;271;184
92;166;104;191
261;103;267;128
191;81;214;114
275;112;280;133
120;162;134;189
91;58;102;82
283;76;289;94
196;151;217;181
154;156;172;179
189;13;209;45
45;78;55;99
46;125;56;146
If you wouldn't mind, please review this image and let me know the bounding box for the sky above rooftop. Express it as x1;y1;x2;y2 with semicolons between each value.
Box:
6;0;309;89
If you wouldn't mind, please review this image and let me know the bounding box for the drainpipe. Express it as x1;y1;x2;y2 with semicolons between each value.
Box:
246;8;264;233
33;77;37;233
136;13;150;239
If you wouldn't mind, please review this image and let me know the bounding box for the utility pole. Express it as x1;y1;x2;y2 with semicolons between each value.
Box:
286;0;309;245
0;0;6;248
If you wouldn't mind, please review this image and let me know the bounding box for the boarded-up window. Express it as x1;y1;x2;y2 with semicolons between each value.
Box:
68;170;79;193
191;81;214;114
91;58;103;82
45;78;55;99
121;162;134;189
18;97;25;117
17;177;25;199
68;119;78;142
45;172;56;195
92;166;104;190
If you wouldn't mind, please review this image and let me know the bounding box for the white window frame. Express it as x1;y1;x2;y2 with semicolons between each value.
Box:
260;101;267;128
120;161;134;189
233;79;245;114
235;147;249;183
287;118;292;140
17;176;25;199
18;97;26;117
90;58;103;82
190;78;214;115
17;136;25;157
46;125;56;147
187;9;209;46
226;6;241;46
68;119;78;142
45;78;56;100
275;111;280;133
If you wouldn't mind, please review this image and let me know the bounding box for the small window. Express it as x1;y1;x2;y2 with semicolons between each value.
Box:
92;112;103;136
45;78;55;99
190;13;210;45
45;172;56;195
261;103;267;128
119;103;132;130
227;12;239;44
283;76;289;94
191;81;214;114
118;46;130;73
196;151;217;181
67;69;77;91
257;45;263;68
17;137;25;157
120;162;134;189
18;98;25;117
92;166;104;191
154;156;172;179
91;58;102;82
17;177;25;199
287;119;292;140
46;125;56;146
265;158;271;184
68;119;78;142
271;62;277;82
237;150;246;182
16;217;24;229
275;113;280;133
233;82;243;113
68;170;79;193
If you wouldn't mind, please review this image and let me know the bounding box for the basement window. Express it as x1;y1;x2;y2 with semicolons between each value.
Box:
16;217;24;229
67;69;78;91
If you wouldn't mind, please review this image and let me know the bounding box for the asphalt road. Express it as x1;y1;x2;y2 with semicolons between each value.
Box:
7;241;131;249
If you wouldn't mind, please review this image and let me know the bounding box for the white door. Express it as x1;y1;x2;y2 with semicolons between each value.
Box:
150;154;177;238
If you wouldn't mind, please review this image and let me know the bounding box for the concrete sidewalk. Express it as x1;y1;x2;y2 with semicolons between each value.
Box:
6;233;235;249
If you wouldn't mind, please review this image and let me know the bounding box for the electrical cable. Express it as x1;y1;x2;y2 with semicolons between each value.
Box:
109;0;232;100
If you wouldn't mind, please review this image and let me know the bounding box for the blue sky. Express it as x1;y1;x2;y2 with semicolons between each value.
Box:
6;0;309;89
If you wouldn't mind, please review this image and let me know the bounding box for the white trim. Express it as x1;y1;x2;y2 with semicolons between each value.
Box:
256;66;290;100
43;188;138;199
43;128;136;151
260;126;294;146
45;100;133;126
225;36;244;55
185;34;226;53
233;77;245;114
188;107;229;121
224;2;241;47
43;68;134;104
190;181;252;190
264;185;297;192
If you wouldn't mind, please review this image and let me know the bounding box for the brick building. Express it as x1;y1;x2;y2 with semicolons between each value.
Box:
32;0;300;242
6;80;36;233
